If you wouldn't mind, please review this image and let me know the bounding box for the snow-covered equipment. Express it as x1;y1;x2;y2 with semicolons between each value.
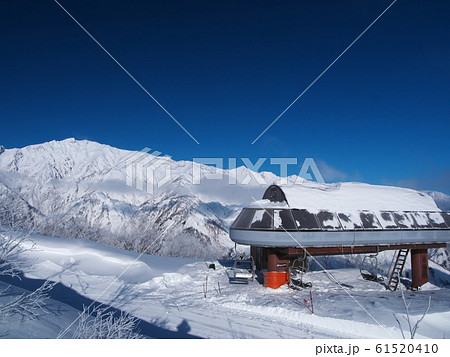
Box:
230;184;450;248
228;256;255;284
359;248;384;282
289;257;312;289
230;184;450;289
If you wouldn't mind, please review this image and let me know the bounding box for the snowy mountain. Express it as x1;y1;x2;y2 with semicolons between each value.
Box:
0;138;445;259
424;191;450;211
0;139;239;258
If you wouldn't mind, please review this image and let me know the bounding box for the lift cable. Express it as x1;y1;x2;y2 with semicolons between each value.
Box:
57;220;176;338
53;0;200;144
251;198;394;338
252;0;399;144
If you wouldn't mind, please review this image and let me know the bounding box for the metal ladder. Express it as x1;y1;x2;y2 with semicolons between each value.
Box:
387;249;409;291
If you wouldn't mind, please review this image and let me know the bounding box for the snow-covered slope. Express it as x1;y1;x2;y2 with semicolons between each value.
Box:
2;231;449;339
0;279;83;338
0;138;444;258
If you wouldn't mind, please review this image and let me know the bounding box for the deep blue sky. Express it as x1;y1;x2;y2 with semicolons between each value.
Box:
1;0;449;193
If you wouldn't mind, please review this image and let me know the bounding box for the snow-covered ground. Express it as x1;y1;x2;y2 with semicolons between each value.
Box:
1;231;449;339
0;280;82;339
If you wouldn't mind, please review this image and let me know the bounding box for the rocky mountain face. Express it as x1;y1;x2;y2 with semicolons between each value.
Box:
0;139;242;258
0;138;448;261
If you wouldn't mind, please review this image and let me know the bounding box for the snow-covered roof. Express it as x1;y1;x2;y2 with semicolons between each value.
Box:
252;182;439;212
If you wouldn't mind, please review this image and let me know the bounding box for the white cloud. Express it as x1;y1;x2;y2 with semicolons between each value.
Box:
317;160;348;182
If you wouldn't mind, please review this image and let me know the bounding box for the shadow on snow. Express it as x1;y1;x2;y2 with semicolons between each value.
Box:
0;273;201;339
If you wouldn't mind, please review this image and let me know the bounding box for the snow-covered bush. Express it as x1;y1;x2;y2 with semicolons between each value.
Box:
0;210;55;331
0;280;54;321
0;229;30;278
0;232;55;336
0;203;41;277
68;305;141;339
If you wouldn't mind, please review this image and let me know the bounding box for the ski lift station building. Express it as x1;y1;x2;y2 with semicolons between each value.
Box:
230;184;450;289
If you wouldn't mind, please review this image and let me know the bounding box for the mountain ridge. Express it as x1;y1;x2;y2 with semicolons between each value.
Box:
0;138;447;258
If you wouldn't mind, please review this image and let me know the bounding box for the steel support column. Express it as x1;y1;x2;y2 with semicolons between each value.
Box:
411;249;429;289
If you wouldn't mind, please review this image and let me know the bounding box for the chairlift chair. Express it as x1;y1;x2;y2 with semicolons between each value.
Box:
359;248;384;282
228;256;256;284
289;256;312;289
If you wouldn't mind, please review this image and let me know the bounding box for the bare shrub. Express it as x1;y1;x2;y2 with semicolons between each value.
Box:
67;305;141;339
0;280;55;321
393;289;431;339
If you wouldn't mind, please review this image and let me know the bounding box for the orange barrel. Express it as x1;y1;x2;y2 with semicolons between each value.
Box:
263;271;289;289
